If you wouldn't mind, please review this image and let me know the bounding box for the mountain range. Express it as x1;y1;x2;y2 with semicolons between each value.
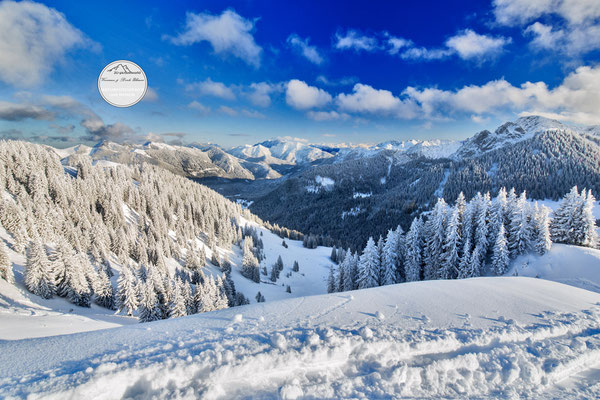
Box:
53;115;600;249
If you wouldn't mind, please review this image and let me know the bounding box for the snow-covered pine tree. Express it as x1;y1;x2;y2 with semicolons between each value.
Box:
357;237;379;289
292;260;299;272
116;264;139;316
138;280;162;322
508;191;532;258
440;206;461;279
404;217;424;282
168;278;188;318
24;240;55;299
241;237;260;283
489;187;507;245
255;291;265;303
343;250;358;291
67;253;93;307
330;246;338;263
473;192;491;263
94;267;116;310
457;236;471;279
466;245;482;278
214;276;229;310
532;203;552;255
337;256;345;291
492;224;510;275
382;229;399;285
376;236;385;285
424;198;447;280
582;189;599;248
0;240;14;284
327;264;337;293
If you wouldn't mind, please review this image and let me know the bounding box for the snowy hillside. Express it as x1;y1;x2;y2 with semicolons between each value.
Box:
2;277;600;399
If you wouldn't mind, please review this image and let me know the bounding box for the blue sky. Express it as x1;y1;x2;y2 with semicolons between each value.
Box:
0;0;599;147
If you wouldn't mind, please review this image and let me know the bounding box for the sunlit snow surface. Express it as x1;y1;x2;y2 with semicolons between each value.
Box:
1;277;600;399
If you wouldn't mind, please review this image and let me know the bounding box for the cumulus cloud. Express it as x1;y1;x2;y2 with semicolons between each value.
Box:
247;82;282;107
166;9;262;67
307;110;350;121
334;30;379;52
287;34;324;64
336;84;418;118
184;79;236;100
445;30;511;60
493;0;600;55
285;79;332;110
403;65;600;124
0;1;94;87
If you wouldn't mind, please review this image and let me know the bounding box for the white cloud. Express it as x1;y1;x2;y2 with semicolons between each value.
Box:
185;79;236;100
219;105;238;116
247;82;282;107
400;47;452;60
0;1;92;87
316;75;358;86
493;0;600;55
143;87;159;102
386;35;412;55
334;30;378;52
307;110;350;121
336;83;418;118
241;109;266;119
403;65;600;124
287;34;324;64
187;101;210;114
285;79;332;110
445;29;511;60
167;9;262;67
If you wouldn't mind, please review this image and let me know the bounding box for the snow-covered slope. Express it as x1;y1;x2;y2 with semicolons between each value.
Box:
510;244;600;293
2;277;600;399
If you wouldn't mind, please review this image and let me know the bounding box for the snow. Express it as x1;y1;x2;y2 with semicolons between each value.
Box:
0;230;136;340
509;244;600;293
231;217;334;303
315;175;334;188
352;191;372;199
2;277;600;399
433;168;450;198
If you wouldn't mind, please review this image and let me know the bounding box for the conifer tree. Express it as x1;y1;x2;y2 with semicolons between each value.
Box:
24;240;55;299
492;224;510;275
382;229;399;285
138;280;161;322
327;264;337;293
168;279;188;318
357;237;379;289
0;240;14;284
405;217;424;282
116;265;139;316
440;206;461;279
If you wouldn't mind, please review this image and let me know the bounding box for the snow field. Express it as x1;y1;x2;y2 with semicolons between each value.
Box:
2;277;600;399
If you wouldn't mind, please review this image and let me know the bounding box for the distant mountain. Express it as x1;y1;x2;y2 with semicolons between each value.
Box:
245;116;600;249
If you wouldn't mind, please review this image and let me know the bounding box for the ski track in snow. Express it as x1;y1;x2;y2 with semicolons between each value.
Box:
2;278;600;399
